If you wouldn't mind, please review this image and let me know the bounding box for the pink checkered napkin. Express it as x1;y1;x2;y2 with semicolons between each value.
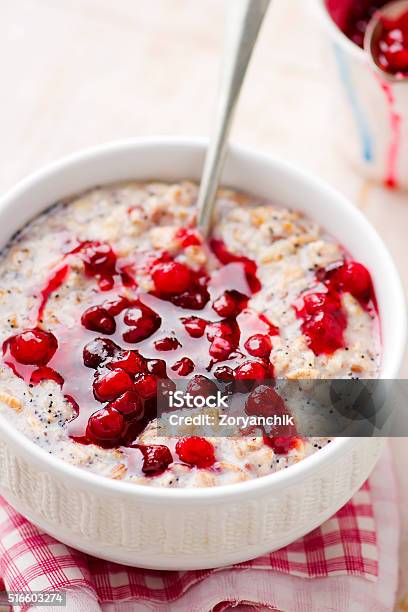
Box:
0;446;399;612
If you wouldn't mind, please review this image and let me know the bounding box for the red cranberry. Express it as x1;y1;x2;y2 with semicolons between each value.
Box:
182;316;207;338
86;407;125;445
93;368;133;402
235;360;267;380
175;228;202;247
146;358;167;377
330;261;372;301
214;365;234;381
108;390;144;418
301;292;341;315
133;373;157;399
108;350;145;375
206;320;239;344
171;357;195;376
187;375;218;398
235;361;268;391
302;311;346;356
6;329;58;366
209;336;234;361
104;296;130;316
245;385;289;422
213;290;247;317
171;286;210;310
152;261;192;295
154;336;180;351
81;306;116;335
98;276;114;291
207;321;232;341
157;378;177;406
81;242;117;277
83;338;119;369
263;434;299;455
138;444;173;474
244;334;272;358
123;301;161;343
175;436;216;468
30;367;64;386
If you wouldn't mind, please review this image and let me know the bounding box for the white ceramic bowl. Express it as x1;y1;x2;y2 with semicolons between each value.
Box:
313;0;408;189
0;138;405;570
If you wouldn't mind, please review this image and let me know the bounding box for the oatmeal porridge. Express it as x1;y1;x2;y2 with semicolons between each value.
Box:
0;181;380;487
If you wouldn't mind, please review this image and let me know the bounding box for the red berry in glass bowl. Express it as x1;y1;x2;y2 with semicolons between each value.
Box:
154;336;180;351
182;316;207;338
108;390;144;418
83;337;119;369
108;350;145;375
244;334;272;358
175;436;216;468
138;444;173;474
86;406;125;445
81;242;117;277
93;368;133;402
133;373;157;400
6;329;58;366
81;306;116;335
171;357;195;376
152;261;192;296
123;302;161;343
30;366;64;386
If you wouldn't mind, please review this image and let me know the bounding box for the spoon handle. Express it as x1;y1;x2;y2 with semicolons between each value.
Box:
197;0;271;237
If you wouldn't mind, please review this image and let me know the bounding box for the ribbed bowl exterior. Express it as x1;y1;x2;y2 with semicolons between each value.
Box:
0;435;384;569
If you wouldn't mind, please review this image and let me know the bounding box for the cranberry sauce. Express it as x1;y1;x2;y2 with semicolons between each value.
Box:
2;230;376;468
295;261;375;356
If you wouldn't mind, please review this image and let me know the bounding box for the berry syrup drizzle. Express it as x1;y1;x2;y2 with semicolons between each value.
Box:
1;232;376;474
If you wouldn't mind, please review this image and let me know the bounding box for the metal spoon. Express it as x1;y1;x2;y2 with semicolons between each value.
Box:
364;0;408;81
196;0;271;238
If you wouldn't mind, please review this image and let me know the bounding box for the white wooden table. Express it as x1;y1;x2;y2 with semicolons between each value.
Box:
0;0;407;608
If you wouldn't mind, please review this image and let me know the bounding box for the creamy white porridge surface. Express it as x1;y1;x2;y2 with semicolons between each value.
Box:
0;181;380;487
